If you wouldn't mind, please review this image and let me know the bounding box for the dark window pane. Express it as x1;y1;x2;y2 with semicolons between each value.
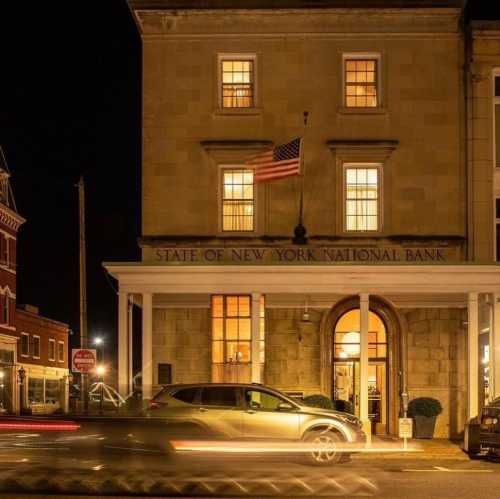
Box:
496;105;500;168
201;387;237;407
172;387;199;404
497;224;500;262
496;199;500;219
495;76;500;97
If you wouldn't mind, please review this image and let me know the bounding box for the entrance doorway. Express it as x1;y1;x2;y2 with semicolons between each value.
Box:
332;309;388;435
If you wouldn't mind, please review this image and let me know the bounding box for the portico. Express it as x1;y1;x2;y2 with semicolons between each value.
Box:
105;262;500;438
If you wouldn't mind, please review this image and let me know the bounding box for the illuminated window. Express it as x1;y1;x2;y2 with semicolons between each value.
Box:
58;341;64;363
344;58;378;108
211;295;265;383
222;169;254;232
333;309;387;360
220;58;254;108
345;166;380;232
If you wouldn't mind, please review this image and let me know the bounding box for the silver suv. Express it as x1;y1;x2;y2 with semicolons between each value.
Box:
148;383;365;465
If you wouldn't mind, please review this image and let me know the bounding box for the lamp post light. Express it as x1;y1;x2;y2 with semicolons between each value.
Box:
93;337;105;366
18;367;26;414
96;365;106;415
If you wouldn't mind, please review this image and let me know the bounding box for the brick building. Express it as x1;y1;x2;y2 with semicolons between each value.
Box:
15;305;69;414
0;149;25;414
0;150;69;415
105;1;500;439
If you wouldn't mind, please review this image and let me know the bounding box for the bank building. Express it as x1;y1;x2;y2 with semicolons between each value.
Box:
105;1;500;439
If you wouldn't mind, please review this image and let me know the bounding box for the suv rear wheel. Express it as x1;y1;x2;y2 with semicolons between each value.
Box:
303;430;344;466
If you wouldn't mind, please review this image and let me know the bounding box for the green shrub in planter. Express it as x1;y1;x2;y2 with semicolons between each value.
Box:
303;394;333;410
408;397;443;418
408;397;443;439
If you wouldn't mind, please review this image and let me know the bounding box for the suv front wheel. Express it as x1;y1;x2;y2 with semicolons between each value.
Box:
303;430;345;466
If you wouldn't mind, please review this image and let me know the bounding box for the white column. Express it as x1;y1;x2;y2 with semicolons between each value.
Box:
128;296;134;394
118;291;129;398
468;292;479;419
492;293;500;399
142;293;153;401
359;293;371;441
251;292;261;383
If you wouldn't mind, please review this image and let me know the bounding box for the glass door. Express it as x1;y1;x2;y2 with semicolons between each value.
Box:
332;309;389;434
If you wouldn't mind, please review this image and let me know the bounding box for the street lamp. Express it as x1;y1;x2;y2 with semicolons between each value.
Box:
93;337;105;366
93;337;103;346
18;367;26;414
96;365;106;415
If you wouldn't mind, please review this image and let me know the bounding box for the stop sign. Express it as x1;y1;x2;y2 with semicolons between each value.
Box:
72;349;97;373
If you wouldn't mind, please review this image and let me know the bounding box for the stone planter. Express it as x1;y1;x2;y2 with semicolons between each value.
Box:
413;415;437;439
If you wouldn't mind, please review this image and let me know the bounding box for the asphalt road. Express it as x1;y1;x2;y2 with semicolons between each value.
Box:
0;428;499;498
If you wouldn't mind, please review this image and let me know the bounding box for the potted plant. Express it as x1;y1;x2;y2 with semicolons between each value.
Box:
408;397;443;439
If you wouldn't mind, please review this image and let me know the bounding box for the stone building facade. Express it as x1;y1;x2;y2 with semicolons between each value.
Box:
106;1;500;439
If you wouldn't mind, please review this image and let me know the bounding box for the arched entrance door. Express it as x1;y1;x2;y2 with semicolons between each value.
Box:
332;309;388;435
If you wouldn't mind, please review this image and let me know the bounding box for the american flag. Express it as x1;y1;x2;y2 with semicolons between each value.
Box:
246;138;302;182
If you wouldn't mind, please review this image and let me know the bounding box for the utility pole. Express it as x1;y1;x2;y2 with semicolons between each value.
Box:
78;176;89;414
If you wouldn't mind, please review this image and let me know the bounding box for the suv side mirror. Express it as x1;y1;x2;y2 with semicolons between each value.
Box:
277;402;294;412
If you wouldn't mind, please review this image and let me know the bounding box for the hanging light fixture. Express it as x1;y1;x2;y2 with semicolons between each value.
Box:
301;296;312;324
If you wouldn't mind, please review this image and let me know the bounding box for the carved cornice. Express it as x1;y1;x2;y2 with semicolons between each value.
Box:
200;140;273;151
0;204;25;232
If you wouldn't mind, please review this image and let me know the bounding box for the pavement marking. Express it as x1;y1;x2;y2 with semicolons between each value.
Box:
403;466;493;473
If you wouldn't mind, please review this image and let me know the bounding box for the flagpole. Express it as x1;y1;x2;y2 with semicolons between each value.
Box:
293;111;308;245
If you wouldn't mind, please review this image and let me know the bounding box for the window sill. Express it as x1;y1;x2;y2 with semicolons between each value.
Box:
213;107;262;117
338;107;387;115
21;354;29;358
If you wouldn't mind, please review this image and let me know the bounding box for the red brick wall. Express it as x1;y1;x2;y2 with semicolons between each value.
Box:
15;309;69;368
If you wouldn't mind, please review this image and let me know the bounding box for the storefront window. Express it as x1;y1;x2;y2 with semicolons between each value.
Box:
45;379;61;405
28;378;44;404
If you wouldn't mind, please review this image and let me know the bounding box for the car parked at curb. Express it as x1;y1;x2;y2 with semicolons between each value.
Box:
464;397;500;458
148;382;366;465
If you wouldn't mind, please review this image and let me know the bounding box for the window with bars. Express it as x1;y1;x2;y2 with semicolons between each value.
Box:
222;169;254;232
220;58;255;108
345;166;380;232
344;58;378;108
211;295;265;383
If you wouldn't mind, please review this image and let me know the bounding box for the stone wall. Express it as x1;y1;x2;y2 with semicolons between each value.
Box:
402;308;467;438
264;308;322;396
152;308;211;391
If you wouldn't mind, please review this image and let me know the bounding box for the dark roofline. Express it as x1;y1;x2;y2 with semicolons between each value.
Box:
128;0;465;10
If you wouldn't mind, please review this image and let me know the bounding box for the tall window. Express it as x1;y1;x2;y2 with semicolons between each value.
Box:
220;57;255;108
495;75;500;168
21;333;29;357
344;57;379;108
211;295;265;383
496;198;500;262
58;341;64;363
222;169;254;232
33;335;40;359
48;339;56;362
2;295;9;325
345;166;380;232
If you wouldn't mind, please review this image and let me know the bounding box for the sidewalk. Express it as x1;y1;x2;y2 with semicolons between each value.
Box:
354;436;468;460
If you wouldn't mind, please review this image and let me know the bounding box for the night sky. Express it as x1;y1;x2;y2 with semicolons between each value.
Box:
0;1;499;360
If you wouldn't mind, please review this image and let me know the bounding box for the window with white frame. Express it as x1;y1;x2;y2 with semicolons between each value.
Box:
33;335;40;359
58;341;64;363
20;333;29;357
219;55;256;108
344;55;380;108
221;168;254;232
345;165;381;232
48;339;56;362
495;74;500;168
2;294;9;325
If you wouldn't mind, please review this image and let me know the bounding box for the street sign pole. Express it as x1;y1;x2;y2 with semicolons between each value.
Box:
78;176;89;414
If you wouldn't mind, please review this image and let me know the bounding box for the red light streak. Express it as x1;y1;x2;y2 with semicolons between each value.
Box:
0;422;80;431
